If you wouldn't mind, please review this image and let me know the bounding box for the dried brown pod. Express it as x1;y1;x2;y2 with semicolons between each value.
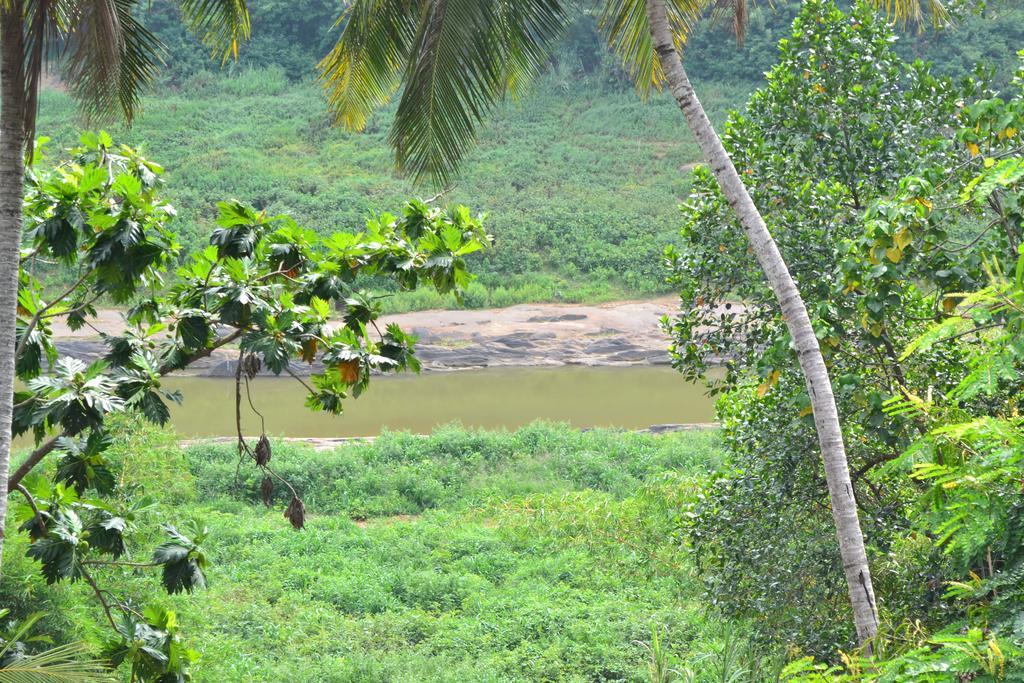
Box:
260;476;274;507
242;353;262;380
284;496;306;530
254;435;272;467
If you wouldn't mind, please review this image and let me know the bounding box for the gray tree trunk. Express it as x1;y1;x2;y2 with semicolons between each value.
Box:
644;0;879;645
0;3;26;579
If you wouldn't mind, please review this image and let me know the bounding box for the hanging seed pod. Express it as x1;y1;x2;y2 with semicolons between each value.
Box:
242;353;262;380
284;496;306;530
260;476;274;507
254;435;272;467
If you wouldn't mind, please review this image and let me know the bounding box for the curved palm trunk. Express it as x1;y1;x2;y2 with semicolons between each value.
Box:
644;0;879;645
0;4;26;578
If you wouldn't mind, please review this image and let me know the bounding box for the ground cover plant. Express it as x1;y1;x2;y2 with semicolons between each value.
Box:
0;422;778;682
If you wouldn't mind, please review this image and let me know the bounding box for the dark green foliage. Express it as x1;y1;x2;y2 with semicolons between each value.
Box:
153;521;209;594
55;432;116;495
102;605;199;683
142;0;339;81
683;0;1024;86
668;1;1024;656
25;507;87;585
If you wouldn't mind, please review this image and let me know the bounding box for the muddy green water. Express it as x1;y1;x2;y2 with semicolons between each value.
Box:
162;366;716;438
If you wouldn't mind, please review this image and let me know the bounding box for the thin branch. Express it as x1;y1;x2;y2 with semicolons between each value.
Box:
424;187;453;204
243;373;266;435
937;217;1001;253
79;566;119;632
284;366;316;395
14;483;46;535
82;559;161;568
852;451;901;482
369;318;385;343
158;327;246;375
933;321;1002;345
934;145;1024;191
38;289;104;320
256;268;302;283
233;351;300;500
15;267;96;359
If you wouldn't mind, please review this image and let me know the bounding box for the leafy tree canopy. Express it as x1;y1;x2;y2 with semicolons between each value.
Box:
667;0;1024;653
10;132;489;680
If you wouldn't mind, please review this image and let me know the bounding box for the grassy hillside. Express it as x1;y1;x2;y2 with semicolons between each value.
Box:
37;70;747;310
2;422;781;681
33;1;1024;309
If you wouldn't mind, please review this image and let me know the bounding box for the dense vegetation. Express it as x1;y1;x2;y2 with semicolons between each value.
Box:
2;423;756;681
664;0;1024;676
2;1;1024;681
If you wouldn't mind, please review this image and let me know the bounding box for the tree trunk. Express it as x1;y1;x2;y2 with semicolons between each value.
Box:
644;0;879;645
0;2;26;579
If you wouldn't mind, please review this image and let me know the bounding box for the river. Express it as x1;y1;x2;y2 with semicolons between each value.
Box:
163;366;716;438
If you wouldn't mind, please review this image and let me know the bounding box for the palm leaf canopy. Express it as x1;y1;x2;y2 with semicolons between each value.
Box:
3;0;250;147
0;612;112;683
0;641;114;682
321;0;953;188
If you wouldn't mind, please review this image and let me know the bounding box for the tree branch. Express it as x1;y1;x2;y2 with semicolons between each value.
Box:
8;328;250;493
15;267;96;359
8;437;58;492
14;483;46;535
79;565;119;632
157;327;246;376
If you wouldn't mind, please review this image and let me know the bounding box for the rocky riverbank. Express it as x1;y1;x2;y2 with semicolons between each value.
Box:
53;298;691;377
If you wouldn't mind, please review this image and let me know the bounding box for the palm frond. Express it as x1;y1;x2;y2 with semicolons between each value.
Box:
318;0;421;132
390;0;567;186
22;0;69;146
0;641;113;683
0;613;46;661
64;0;164;124
702;0;751;45
177;0;250;63
491;0;565;101
598;0;707;96
868;0;949;27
